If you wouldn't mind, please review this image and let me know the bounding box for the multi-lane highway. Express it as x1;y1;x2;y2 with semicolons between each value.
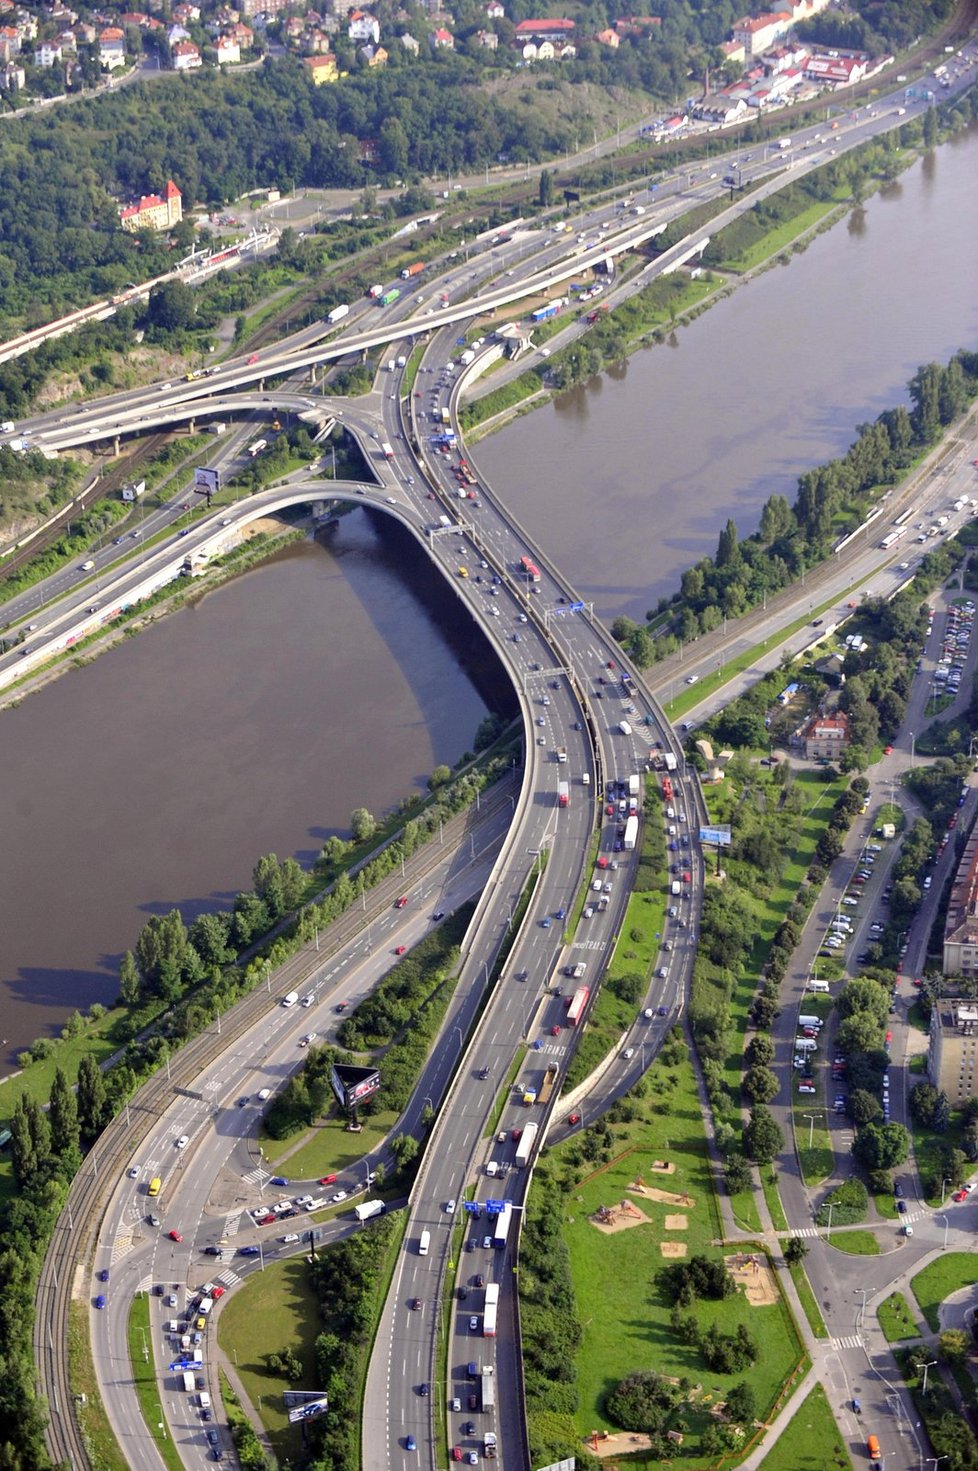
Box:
21;48;978;1471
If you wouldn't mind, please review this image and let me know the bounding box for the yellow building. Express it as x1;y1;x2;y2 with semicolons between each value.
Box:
303;52;337;82
120;179;183;233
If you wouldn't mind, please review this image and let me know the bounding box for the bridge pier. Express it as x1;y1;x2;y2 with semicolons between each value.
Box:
187;418;195;434
113;435;120;456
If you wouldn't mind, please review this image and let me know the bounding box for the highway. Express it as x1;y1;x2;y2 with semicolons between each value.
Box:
21;46;978;1471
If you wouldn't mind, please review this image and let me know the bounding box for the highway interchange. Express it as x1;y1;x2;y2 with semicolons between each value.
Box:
9;42;978;1471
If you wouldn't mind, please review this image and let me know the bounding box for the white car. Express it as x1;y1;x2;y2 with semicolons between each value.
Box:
175;1135;189;1149
295;1195;315;1208
445;1199;457;1214
299;1033;316;1047
281;1233;300;1243
331;1190;348;1204
128;1165;140;1178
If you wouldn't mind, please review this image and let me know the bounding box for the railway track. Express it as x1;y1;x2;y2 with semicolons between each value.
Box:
34;780;515;1471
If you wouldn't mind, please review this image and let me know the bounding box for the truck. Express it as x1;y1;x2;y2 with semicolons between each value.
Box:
537;1063;558;1107
515;1120;539;1166
661;776;674;801
282;991;299;1008
440;406;451;425
381;442;394;460
368;283;384;298
483;1283;499;1337
628;774;640;798
354;1199;385;1222
624;814;639;851
481;1365;496;1410
379;288;401;307
400;261;424;279
663;752;678;773
521;1083;537;1106
327;303;350;324
247;439;267;458
558;781;569;808
778;138;792;150
484;1430;497;1458
121;479;146;502
182;1372;195;1393
460;348;476;367
566;986;589;1026
208;422;227;436
556;747;567;764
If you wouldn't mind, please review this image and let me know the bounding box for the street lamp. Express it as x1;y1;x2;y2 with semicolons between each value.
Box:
941;1177;951;1205
916;1358;937;1397
936;1213;950;1251
802;1113;821;1150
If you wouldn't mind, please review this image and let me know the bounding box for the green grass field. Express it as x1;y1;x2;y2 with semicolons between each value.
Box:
260;1105;399;1176
827;1230;880;1256
128;1294;182;1471
541;1051;804;1449
781;1254;828;1339
764;1172;789;1234
911;1253;978;1332
217;1257;324;1464
877;1291;921;1342
756;1381;853;1471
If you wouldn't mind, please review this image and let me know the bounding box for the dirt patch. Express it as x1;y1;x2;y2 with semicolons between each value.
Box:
628;1184;694;1207
660;1241;687;1257
727;1252;778;1306
589;1199;651;1235
585;1431;658;1459
651;1160;676;1174
664;1214;687;1231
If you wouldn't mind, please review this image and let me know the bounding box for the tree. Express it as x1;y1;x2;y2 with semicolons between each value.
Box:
147;278;195;333
745;1034;775;1068
743;1065;779;1105
77;1051;110;1139
743;1105;784;1164
848;1089;883;1126
350;807;377;842
9;1094;51;1187
389;1133;418;1168
49;1066;80;1168
725;1155;753;1195
784;1237;808;1266
538;168;554;207
853;1121;910;1172
725;1381;756;1424
135;909;196;996
939;1329;969;1362
119;949;141;1005
909;1081;939;1126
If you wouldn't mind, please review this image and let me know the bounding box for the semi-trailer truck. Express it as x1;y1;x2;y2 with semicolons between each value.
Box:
537;1063;558;1106
515;1121;538;1166
483;1283;499;1337
326;303;350;324
624;814;639;850
558;781;569;808
400;261;424;279
481;1365;496;1409
379;288;401;307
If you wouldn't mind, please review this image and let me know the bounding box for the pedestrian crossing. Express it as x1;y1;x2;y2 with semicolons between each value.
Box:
216;1268;241;1288
788;1225;822;1239
831;1335;864;1351
241;1167;267;1187
222;1209;244;1239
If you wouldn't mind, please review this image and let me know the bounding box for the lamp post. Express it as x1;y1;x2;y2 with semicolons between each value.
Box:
802;1113;820;1151
941;1177;951;1205
936;1213;950;1251
917;1358;937;1397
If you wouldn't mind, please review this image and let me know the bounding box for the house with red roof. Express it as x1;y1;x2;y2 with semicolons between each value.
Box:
119;179;183;233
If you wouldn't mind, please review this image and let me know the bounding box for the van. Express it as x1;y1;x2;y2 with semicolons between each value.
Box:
485;1161;499;1178
867;1435;882;1460
794;1037;817;1052
581;773;590;785
619;721;632;736
199;1392;211;1410
257;1088;271;1101
148;1177;162;1198
671;881;681;896
81;559;95;572
281;992;299;1008
808;979;830;993
419;1230;431;1256
798;1016;821;1030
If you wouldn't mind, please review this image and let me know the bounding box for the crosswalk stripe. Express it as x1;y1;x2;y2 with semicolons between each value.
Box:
222;1209;244;1239
831;1335;863;1351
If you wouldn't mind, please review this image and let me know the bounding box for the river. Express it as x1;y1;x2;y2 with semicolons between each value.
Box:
2;127;977;1060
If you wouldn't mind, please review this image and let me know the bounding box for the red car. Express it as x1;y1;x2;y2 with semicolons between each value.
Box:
605;804;614;817
395;896;408;909
913;976;924;988
884;744;894;755
395;945;406;956
168;1230;183;1242
319;1174;338;1186
258;1212;276;1226
211;1285;226;1299
247;353;259;365
953;1189;969;1203
550;1025;561;1036
566;1112;580;1126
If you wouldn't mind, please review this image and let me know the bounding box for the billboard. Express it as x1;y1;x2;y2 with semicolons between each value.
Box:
699;826;732;848
330;1063;381;1110
194;466;220;495
286;1396;328;1424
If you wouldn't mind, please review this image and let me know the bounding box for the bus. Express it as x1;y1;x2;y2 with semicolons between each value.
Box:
483;1282;499;1337
148;1177;162;1198
519;556;541;583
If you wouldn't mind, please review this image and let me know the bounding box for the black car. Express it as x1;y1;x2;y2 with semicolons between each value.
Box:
458;1287;468;1301
432;911;445;921
419;1383;429;1396
897;1200;907;1214
207;1430;219;1446
462;1422;475;1436
895;1184;904;1198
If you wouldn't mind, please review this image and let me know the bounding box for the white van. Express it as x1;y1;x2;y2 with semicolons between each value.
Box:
808;979;830;993
619;721;632;736
794;1037;817;1052
798;1016;821;1030
485;1161;499;1177
419;1230;431;1256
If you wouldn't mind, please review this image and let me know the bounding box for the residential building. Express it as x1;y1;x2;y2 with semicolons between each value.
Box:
430;24;452;47
172;37;201;66
732;9;792;60
35;39;62;64
359;40;386;63
474;28;496;48
347;8;379;43
484;0;503;15
0;23;21;56
399;31;418;53
943;826;978;977
119;178;183;232
929;999;978;1103
98;24;126;66
798;711;849;761
693;94;748;124
594;27;618;47
303;50;336;81
513;15;574;42
214;33;239;60
0;59;25;87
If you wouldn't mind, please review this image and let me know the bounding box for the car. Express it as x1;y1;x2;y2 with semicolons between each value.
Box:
168;1230;183;1243
452;1451;463;1463
897;1200;907;1213
319;1174;338;1186
798;1083;816;1094
556;906;566;920
884;744;894;755
446;1199;457;1214
467;1455;478;1466
419;1383;429;1396
95;1293;107;1309
247;353;259;365
270;1176;288;1187
541;916;552;929
482;1235;492;1249
281;1232;300;1243
395;896;408;909
331;1190;348;1204
409;1297;421;1310
204;1246;224;1258
894;1183;904;1198
335;1001;347;1013
468;1395;478;1411
239;1244;261;1256
432;910;445;921
954;1189;969;1202
395;945;406;956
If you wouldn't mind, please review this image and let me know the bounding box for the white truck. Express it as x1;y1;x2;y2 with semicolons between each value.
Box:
182;1371;195;1392
628;774;640;798
282;991;299;1008
327;303;350;324
515;1121;538;1167
624;814;639;850
354;1199;385;1222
